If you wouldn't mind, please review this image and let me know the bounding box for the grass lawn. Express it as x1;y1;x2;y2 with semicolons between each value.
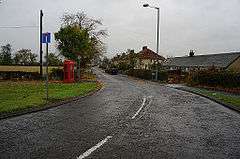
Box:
187;87;240;107
0;81;100;114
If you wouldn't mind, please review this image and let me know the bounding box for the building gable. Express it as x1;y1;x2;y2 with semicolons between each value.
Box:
227;56;240;72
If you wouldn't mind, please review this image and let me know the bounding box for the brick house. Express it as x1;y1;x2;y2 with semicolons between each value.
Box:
135;46;165;70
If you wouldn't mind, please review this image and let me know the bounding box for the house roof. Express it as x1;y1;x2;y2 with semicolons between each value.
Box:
138;46;165;60
164;52;240;68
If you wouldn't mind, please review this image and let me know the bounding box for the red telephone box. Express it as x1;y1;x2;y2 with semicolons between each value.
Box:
64;60;75;83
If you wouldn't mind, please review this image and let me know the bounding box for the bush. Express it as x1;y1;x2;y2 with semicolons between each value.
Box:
0;71;41;80
127;69;168;81
157;71;168;81
127;69;152;80
188;70;240;88
50;68;63;80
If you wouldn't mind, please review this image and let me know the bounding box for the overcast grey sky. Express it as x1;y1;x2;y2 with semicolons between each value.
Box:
0;0;240;58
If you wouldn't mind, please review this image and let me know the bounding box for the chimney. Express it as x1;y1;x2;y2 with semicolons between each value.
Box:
142;46;148;51
189;50;195;57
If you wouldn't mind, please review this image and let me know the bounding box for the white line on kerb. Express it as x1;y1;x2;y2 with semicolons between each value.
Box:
77;136;112;159
132;97;147;119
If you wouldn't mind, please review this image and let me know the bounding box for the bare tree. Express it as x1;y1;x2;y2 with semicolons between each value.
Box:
61;12;107;41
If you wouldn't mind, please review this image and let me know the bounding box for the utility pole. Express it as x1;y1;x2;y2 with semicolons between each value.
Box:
40;10;43;78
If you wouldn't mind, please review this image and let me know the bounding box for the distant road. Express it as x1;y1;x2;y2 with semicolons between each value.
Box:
0;68;240;159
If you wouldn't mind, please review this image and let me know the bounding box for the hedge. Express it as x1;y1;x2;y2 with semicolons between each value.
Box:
50;68;63;80
127;69;168;81
0;71;41;80
0;69;64;80
188;70;240;88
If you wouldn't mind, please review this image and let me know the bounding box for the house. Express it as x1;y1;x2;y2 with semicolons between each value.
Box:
111;49;136;66
163;51;240;72
135;46;165;70
111;54;121;66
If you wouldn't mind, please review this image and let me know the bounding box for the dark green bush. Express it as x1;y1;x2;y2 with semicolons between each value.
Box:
188;70;240;88
157;71;168;81
127;69;168;81
127;69;151;80
50;68;63;80
0;71;41;80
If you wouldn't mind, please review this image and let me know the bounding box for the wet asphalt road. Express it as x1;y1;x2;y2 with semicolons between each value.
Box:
0;68;240;159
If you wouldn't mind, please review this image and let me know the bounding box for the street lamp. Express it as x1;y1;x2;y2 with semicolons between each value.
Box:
143;3;160;54
143;3;160;81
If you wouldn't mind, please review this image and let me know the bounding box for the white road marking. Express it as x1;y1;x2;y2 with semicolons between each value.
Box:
139;98;153;119
77;136;112;159
148;96;153;99
132;97;147;119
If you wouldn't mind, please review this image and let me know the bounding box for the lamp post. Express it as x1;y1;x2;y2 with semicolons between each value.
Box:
143;4;160;54
143;4;160;81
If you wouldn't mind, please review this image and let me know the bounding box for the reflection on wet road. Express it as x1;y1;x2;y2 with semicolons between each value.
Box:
0;68;240;159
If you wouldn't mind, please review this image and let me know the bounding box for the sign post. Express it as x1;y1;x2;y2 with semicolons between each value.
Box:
42;32;51;101
78;56;81;81
40;10;43;77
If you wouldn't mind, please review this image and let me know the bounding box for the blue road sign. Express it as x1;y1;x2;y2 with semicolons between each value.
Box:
42;32;51;43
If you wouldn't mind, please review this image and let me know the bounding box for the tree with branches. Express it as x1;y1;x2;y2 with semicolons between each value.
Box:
55;11;107;68
14;49;38;65
0;44;12;65
45;53;63;66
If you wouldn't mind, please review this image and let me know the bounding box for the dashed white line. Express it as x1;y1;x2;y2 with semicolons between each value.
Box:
132;97;147;119
77;94;152;158
77;136;112;159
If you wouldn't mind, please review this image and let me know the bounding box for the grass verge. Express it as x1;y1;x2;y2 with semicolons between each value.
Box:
0;81;100;114
185;87;240;107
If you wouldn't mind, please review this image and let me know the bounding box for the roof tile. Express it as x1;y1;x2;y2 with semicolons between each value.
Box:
138;47;165;60
164;52;240;68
